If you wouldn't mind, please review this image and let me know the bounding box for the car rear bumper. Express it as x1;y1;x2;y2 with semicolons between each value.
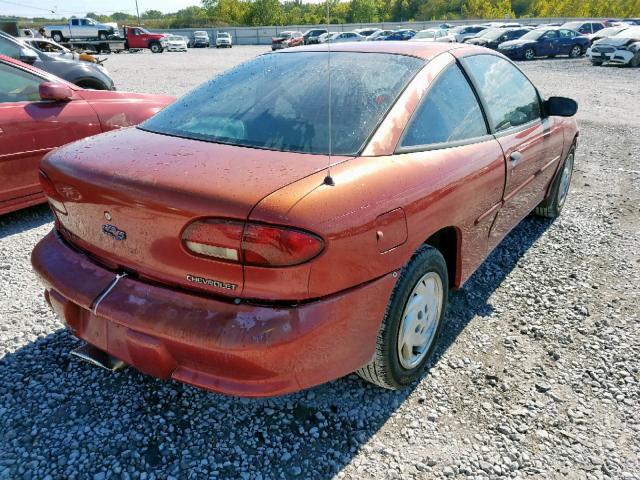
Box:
32;231;396;397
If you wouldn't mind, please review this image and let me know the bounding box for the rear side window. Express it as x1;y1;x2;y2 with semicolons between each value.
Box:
142;52;422;155
400;63;487;148
463;55;541;133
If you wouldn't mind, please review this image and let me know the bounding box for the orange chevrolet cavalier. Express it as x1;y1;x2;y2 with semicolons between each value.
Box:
32;42;578;396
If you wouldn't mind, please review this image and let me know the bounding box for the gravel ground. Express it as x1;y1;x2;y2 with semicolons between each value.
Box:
1;48;639;479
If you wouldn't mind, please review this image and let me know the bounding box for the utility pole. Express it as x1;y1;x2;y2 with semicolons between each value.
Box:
135;0;141;25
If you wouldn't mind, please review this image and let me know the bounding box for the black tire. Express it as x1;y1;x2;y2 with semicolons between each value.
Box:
534;145;575;218
524;47;535;60
51;31;64;43
98;31;108;40
591;60;604;66
569;44;582;58
357;245;448;390
630;52;640;67
149;42;162;53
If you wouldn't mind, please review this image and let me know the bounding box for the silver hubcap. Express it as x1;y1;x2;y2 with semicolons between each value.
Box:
526;49;534;59
397;272;443;369
558;152;574;207
571;46;581;57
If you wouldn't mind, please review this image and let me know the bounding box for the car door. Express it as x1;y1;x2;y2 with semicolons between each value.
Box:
396;60;505;278
539;30;559;55
460;54;565;250
70;19;80;38
0;61;101;213
557;29;576;54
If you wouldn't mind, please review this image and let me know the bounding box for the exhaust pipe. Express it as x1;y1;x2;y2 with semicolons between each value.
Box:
71;343;126;372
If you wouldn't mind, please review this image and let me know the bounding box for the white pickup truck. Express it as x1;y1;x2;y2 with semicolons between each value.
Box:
43;18;116;43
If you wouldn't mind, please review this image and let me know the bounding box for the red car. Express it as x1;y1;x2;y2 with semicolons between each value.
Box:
0;55;173;216
271;31;304;50
32;43;578;397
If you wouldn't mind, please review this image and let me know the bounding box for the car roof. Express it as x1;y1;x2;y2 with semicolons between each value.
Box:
282;41;468;60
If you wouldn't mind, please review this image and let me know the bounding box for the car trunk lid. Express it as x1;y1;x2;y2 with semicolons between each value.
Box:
41;127;343;297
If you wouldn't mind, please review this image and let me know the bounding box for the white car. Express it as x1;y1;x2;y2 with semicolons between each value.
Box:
326;32;365;43
587;26;640;66
409;29;449;42
165;35;187;52
216;32;232;48
442;25;488;43
318;32;340;43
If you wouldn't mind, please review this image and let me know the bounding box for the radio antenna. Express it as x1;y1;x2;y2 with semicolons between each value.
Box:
323;0;335;186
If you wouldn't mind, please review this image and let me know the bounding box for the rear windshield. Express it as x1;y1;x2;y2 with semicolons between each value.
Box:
141;51;423;155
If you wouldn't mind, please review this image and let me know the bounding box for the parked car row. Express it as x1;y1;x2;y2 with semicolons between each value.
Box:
186;31;233;48
292;20;639;66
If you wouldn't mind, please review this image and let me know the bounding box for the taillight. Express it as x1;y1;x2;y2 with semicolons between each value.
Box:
181;219;324;267
38;170;67;215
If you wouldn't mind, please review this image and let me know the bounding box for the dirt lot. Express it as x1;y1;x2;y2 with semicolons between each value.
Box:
0;47;638;479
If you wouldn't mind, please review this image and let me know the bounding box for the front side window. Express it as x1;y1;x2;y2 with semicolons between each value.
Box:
464;54;541;133
400;64;487;148
0;63;43;103
142;52;423;155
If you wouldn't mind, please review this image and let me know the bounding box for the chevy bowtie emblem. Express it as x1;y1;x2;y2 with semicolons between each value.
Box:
102;224;126;241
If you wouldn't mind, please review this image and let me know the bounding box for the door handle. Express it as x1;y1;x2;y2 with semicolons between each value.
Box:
510;151;523;166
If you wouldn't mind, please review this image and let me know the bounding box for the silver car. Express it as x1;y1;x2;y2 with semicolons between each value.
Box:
326;32;365;43
0;32;115;90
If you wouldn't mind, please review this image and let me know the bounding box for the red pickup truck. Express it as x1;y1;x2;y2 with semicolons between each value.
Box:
123;26;168;53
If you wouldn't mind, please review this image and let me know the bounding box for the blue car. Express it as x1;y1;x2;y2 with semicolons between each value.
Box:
498;27;590;60
383;29;416;41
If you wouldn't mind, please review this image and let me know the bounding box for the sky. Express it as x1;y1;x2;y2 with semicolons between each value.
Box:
0;0;201;18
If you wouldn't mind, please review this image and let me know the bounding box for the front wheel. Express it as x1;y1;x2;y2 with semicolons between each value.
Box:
569;45;583;58
149;42;162;53
630;52;640;67
98;31;108;40
524;48;535;60
535;145;575;218
357;245;448;389
591;60;604;66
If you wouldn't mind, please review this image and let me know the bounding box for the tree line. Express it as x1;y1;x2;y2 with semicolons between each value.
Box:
10;0;640;29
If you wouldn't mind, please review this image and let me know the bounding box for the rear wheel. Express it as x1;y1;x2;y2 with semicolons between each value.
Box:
51;32;64;43
569;44;582;58
357;245;448;390
524;48;535;60
535;145;575;218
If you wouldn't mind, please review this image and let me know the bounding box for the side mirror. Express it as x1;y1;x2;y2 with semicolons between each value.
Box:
545;96;578;117
19;47;38;65
39;82;73;102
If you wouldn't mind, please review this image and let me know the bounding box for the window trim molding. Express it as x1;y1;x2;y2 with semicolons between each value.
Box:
394;61;491;154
